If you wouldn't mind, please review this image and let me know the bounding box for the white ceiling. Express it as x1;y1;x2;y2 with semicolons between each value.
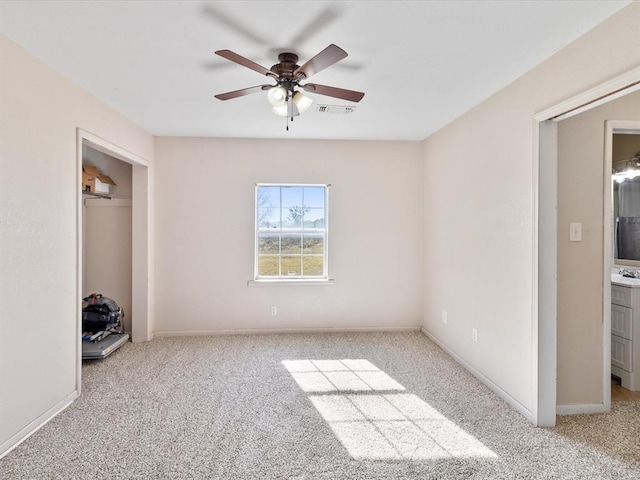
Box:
0;1;631;141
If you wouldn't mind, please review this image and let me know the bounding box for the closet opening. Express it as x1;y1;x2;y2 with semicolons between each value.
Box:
82;144;132;358
75;129;151;392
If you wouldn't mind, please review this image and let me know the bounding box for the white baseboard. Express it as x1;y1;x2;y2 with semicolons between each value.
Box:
0;390;78;459
154;325;422;337
556;403;608;415
421;327;533;422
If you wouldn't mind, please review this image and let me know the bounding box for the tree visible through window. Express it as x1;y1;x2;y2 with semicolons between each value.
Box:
255;184;328;279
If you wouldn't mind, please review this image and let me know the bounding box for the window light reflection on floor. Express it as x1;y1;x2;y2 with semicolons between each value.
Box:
282;359;498;461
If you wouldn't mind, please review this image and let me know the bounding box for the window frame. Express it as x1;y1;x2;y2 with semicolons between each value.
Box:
254;183;329;282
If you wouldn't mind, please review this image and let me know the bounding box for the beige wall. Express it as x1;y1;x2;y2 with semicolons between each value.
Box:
422;2;640;419
0;35;153;455
557;91;640;407
153;137;423;334
83;200;133;334
613;133;640;162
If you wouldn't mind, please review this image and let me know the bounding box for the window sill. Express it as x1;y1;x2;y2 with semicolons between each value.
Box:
247;279;335;287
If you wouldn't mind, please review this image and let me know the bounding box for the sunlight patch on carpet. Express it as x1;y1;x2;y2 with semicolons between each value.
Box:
282;359;498;461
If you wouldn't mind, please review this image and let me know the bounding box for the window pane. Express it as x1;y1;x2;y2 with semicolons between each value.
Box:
303;234;324;254
283;206;305;228
257;186;280;208
303;208;325;228
258;233;279;254
303;187;325;208
281;256;302;276
258;208;280;229
281;186;303;208
281;234;301;254
258;256;279;276
303;256;324;276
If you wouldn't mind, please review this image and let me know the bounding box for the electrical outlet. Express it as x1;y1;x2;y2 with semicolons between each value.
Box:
442;311;448;325
472;328;478;343
271;306;277;316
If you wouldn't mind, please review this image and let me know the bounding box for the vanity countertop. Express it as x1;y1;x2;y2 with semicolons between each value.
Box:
612;273;640;288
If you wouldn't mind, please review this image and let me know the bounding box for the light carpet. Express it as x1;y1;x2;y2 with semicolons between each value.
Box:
1;332;639;479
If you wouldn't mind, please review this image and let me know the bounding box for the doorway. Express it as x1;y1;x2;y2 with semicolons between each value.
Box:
75;129;151;392
606;125;640;402
535;71;640;427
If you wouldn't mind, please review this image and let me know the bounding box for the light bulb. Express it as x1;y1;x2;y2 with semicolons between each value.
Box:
267;87;287;107
613;170;640;183
293;91;313;113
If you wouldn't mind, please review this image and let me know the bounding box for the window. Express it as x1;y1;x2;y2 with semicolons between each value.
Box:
255;184;328;280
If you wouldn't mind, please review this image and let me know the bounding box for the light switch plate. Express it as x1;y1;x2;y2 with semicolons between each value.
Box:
569;222;582;242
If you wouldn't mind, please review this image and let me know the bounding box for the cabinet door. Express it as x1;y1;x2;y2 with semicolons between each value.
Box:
612;335;633;372
612;304;633;340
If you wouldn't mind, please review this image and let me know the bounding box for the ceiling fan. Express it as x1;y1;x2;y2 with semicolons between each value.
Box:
214;44;364;126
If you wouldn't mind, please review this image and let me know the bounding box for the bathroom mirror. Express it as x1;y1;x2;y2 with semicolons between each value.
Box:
613;133;640;266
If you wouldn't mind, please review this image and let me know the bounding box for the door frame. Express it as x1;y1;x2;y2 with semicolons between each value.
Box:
76;129;152;393
533;68;640;426
605;119;640;396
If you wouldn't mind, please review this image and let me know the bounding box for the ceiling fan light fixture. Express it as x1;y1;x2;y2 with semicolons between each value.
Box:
613;169;640;183
293;91;313;114
271;104;290;117
613;152;640;183
267;86;287;107
214;45;364;129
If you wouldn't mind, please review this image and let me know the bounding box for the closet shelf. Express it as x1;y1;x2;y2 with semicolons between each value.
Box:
82;191;112;200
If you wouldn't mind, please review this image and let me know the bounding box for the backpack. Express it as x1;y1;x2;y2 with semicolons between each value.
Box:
82;293;123;333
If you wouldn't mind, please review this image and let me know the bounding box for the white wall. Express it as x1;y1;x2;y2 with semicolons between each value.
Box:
154;138;423;334
422;2;640;420
557;91;640;407
0;35;153;456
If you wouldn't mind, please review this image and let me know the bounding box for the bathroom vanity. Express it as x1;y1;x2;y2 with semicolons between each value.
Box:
611;273;640;390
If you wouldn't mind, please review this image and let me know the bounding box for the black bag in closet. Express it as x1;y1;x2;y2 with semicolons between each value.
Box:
82;293;123;333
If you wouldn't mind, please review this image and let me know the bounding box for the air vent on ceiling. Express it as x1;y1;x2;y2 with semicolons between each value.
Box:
317;105;356;114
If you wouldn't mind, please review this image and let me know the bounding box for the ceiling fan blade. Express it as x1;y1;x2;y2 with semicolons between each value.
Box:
215;85;272;101
293;44;347;79
289;7;340;47
215;50;276;78
301;83;365;102
202;5;270;46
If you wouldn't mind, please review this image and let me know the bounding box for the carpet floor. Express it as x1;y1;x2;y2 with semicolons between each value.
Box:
1;331;639;479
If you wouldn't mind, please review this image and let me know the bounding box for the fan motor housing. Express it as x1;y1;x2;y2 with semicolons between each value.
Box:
271;52;300;78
